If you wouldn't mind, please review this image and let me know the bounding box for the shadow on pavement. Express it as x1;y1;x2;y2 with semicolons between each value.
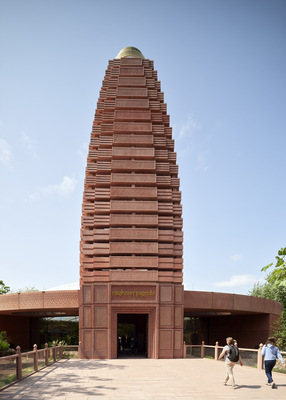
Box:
235;385;261;389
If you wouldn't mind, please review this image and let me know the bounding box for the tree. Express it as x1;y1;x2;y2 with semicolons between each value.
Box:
249;249;286;350
249;282;286;349
250;282;286;310
261;247;286;286
0;280;10;294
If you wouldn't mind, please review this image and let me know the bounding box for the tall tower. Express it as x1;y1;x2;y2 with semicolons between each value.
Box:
79;47;184;359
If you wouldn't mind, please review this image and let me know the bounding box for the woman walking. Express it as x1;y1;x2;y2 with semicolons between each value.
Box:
218;337;243;389
261;337;285;388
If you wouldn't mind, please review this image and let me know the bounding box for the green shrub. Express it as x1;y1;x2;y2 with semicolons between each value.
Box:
0;331;10;352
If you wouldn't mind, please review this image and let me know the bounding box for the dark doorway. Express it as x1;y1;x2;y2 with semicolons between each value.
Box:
183;317;199;345
117;314;148;358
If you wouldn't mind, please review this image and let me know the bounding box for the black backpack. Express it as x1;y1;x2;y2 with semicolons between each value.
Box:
228;344;239;362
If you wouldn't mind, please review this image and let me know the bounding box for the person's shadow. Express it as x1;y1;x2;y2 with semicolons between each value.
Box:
235;383;286;389
234;385;261;389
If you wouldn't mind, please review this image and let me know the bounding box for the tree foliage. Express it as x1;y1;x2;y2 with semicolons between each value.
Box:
249;282;286;310
0;280;10;295
261;247;286;286
249;249;286;349
249;282;286;349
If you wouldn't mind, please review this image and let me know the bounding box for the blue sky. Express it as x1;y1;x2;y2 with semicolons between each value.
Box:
0;0;285;294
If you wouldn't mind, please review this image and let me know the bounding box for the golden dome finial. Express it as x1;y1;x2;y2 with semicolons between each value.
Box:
115;46;145;59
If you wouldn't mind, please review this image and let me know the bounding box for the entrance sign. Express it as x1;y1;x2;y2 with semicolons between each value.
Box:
111;286;156;301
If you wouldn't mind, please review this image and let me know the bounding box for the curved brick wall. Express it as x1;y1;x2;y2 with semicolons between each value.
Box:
0;290;281;350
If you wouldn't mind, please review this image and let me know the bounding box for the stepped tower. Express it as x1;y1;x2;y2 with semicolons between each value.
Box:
79;47;184;359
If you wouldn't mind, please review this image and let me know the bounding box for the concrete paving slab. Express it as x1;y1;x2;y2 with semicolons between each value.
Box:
0;358;285;399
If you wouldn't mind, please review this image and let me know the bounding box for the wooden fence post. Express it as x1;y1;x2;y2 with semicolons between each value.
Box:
45;343;49;366
257;343;263;371
16;346;22;381
201;341;205;358
33;344;38;371
78;341;81;359
59;341;63;359
215;341;219;360
53;341;56;362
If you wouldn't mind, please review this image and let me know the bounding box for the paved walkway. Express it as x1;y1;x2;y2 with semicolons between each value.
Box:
0;358;285;399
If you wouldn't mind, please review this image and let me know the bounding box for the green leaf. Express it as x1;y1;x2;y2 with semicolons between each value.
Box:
278;248;286;256
261;263;273;272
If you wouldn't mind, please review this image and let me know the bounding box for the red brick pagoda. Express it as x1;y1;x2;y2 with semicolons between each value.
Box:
79;47;184;358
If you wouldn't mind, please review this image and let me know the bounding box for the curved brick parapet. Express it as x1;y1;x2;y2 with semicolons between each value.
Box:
0;290;280;317
0;291;79;313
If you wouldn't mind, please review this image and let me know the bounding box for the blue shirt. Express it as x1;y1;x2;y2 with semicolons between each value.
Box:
261;344;284;364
